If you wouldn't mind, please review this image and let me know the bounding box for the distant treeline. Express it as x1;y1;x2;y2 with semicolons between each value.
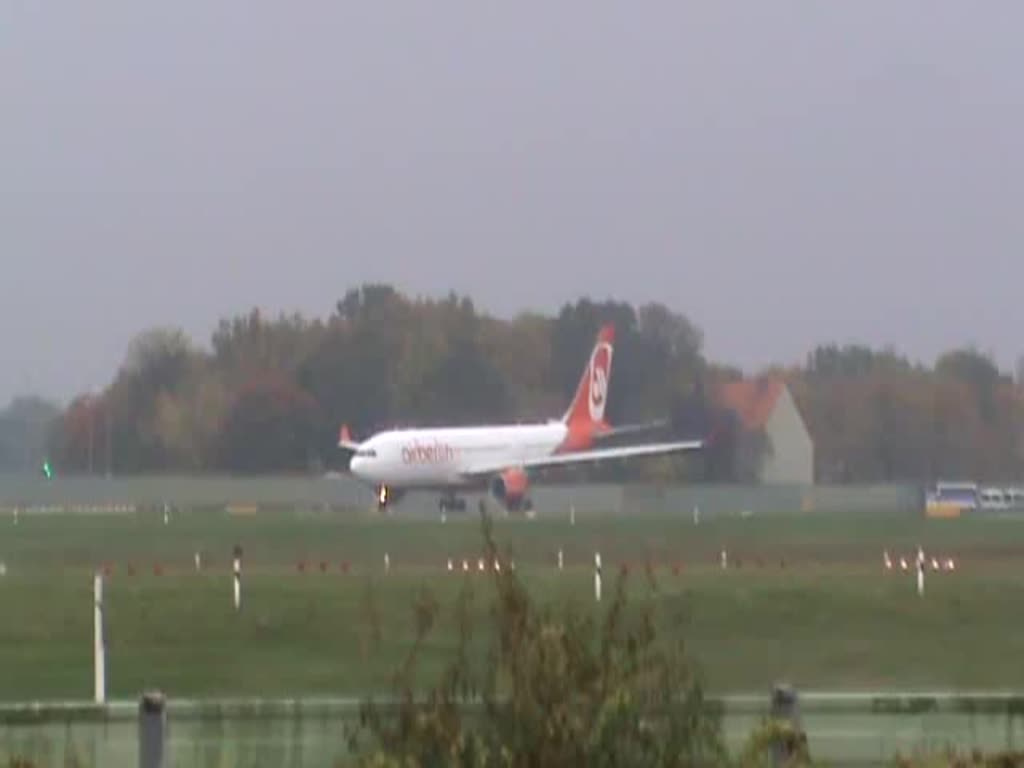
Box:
11;284;1024;483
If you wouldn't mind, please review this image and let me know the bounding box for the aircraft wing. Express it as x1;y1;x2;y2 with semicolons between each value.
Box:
461;439;703;478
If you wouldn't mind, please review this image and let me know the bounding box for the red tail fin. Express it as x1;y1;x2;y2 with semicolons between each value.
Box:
562;323;615;428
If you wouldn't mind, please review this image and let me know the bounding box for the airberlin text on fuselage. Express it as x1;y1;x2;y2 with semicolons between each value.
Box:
401;440;456;465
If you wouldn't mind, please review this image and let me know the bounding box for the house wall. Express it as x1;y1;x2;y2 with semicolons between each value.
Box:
761;386;814;485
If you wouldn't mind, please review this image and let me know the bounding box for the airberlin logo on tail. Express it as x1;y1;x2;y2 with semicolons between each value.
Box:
588;342;612;422
401;440;456;465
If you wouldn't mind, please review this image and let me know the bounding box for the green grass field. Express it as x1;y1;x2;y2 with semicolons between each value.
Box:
2;507;1024;701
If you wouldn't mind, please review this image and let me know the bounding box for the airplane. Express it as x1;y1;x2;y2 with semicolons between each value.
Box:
338;323;704;513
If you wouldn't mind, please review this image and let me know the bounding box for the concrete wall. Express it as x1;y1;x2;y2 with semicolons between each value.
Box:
0;473;923;517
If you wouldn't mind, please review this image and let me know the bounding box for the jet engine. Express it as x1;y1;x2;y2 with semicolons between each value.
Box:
490;468;532;512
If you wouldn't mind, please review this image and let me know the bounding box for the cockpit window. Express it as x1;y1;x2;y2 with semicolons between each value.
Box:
355;448;377;458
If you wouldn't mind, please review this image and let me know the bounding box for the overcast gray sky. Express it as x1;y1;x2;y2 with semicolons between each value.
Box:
4;1;1022;405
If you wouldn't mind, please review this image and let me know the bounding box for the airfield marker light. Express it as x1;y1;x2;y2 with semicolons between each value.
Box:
594;552;602;603
462;559;469;572
720;549;728;570
930;557;940;571
194;552;201;572
477;557;485;572
447;558;453;572
493;559;501;573
693;505;700;526
916;557;925;597
384;552;390;574
570;506;575;526
899;557;908;571
13;508;18;525
558;548;564;571
42;460;53;479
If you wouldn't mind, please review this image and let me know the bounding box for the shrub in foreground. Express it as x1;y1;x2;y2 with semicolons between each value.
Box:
346;514;726;767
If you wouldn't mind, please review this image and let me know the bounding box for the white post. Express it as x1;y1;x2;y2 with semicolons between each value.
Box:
162;503;169;525
194;552;201;572
594;552;602;602
570;506;575;526
94;571;105;704
693;505;700;526
233;555;241;611
916;546;925;596
13;508;18;525
557;548;564;571
720;549;728;570
384;552;390;574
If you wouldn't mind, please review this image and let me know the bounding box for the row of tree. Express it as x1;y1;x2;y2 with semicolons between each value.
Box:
17;283;1024;483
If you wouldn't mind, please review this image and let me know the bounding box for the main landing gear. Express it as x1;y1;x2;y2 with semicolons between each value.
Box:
439;493;467;513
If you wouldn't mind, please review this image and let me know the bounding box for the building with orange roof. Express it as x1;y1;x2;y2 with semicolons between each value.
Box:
713;375;814;485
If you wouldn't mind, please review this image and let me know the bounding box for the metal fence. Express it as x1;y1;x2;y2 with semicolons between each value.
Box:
2;690;1022;767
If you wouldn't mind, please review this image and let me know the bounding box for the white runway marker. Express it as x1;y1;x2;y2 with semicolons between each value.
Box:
94;572;105;704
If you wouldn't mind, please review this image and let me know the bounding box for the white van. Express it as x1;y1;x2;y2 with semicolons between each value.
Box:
1006;488;1024;508
979;487;1009;510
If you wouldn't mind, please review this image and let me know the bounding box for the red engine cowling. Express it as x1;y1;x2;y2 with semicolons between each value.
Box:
490;468;530;511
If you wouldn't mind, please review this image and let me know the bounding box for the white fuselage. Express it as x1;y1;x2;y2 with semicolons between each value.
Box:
349;422;568;489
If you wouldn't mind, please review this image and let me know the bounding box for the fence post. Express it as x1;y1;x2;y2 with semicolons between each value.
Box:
769;683;807;766
138;690;167;768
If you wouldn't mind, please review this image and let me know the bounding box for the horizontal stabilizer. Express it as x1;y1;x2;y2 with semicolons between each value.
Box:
337;424;362;452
